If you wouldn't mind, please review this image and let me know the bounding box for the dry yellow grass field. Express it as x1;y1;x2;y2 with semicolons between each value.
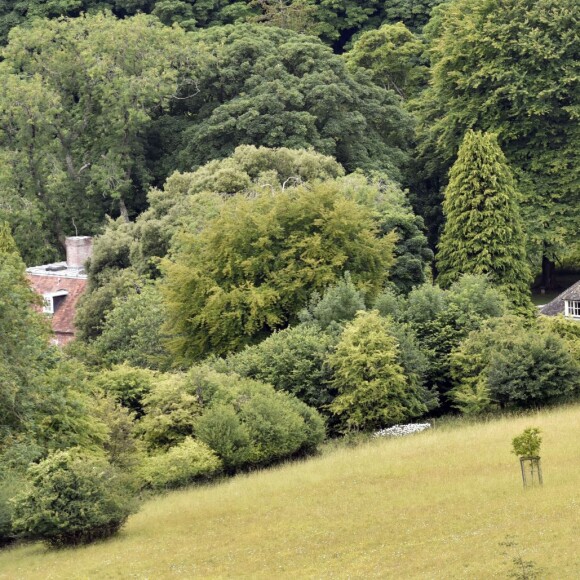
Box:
0;404;578;579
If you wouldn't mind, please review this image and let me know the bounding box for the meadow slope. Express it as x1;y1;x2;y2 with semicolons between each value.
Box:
1;404;579;579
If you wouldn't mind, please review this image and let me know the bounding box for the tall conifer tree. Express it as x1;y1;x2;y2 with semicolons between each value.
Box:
436;131;531;308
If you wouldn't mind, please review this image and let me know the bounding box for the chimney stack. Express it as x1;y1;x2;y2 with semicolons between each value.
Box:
65;236;93;269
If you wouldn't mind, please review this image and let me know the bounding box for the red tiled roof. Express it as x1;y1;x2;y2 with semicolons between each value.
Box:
27;274;87;337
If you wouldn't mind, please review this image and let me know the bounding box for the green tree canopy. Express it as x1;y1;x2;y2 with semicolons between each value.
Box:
132;145;344;274
0;0;445;48
160;24;412;180
162;181;397;361
345;22;428;100
334;174;433;293
416;0;580;274
0;13;187;262
436;131;532;309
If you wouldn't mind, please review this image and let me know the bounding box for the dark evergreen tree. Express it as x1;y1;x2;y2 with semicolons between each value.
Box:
436;131;532;309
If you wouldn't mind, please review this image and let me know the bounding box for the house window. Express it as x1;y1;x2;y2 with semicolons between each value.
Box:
42;295;54;314
42;291;68;315
565;300;580;319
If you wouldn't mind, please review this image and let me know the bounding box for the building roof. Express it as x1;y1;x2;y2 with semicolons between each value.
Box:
26;268;87;336
26;261;87;279
540;280;580;316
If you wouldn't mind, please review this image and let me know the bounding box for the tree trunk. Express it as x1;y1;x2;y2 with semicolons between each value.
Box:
541;255;556;291
119;197;130;222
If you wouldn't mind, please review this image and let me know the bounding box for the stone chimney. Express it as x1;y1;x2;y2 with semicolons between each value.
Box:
65;236;93;269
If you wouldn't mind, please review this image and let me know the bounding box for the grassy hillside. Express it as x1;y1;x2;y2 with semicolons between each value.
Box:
1;404;579;579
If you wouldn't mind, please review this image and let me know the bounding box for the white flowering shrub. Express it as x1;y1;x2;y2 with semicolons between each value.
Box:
373;423;431;438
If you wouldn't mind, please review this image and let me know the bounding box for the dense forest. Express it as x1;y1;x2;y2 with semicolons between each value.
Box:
0;0;579;547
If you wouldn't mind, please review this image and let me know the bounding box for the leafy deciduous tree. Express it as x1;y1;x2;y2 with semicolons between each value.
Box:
345;22;428;100
162;181;396;361
0;13;187;262
162;24;412;180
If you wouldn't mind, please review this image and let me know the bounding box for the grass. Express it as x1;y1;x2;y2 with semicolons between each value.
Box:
1;404;579;579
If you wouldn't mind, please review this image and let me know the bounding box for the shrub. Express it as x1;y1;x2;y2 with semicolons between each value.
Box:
12;449;137;548
0;472;23;546
194;372;325;471
222;323;337;412
450;317;580;412
88;284;171;371
138;438;222;491
403;276;507;407
327;311;429;432
195;405;252;471
450;317;580;413
93;394;141;470
91;364;159;417
486;333;579;408
135;374;203;451
299;273;366;331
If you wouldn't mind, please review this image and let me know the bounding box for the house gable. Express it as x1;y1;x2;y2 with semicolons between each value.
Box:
540;280;580;320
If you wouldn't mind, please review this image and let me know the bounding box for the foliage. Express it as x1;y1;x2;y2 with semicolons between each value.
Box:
0;13;188;262
132;146;342;275
87;219;135;284
0;469;23;546
92;394;141;471
221;323;337;413
299;273;366;331
327;311;428;432
416;0;580;270
334;174;433;294
436;131;532;309
345;23;428;100
450;317;580;412
162;181;396;361
373;286;405;319
538;316;580;362
398;276;507;407
86;284;171;371
11;449;137;547
250;0;319;33
138;438;222;491
512;428;542;458
0;224;50;444
378;0;445;33
75;267;143;342
0;0;445;50
31;358;109;453
178;145;345;197
194;405;252;471
136;374;203;452
194;371;325;470
312;0;444;45
90;364;159;418
163;24;412;179
485;333;579;408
